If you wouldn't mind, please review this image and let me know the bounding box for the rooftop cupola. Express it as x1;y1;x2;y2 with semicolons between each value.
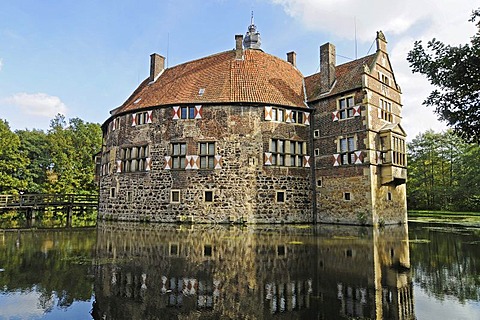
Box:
243;12;262;50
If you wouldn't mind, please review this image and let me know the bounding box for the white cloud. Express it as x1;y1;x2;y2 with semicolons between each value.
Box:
2;92;68;118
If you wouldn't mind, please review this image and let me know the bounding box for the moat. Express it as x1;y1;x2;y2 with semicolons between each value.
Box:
0;221;479;319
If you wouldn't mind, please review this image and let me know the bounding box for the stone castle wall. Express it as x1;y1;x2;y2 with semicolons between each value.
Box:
99;104;313;223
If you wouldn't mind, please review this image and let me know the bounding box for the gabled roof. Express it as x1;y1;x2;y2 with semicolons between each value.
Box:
304;54;376;102
379;122;407;137
113;49;307;116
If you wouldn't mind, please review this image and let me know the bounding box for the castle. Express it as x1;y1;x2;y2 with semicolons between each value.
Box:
97;22;407;225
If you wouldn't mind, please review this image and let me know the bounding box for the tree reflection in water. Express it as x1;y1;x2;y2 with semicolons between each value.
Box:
92;222;414;319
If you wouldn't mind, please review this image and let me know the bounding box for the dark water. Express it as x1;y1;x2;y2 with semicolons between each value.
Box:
0;222;479;319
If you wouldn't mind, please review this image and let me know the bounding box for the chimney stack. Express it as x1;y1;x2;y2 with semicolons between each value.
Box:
150;53;165;82
235;35;243;59
320;43;336;91
287;51;296;67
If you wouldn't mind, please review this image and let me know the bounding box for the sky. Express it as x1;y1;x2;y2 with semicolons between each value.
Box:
0;0;477;139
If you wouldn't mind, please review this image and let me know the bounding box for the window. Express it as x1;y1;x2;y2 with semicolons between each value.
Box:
344;192;351;201
204;245;213;257
135;111;149;125
171;190;180;203
392;136;406;166
317;179;322;187
121;145;150;172
101;151;111;176
270;139;284;166
314;129;320;138
204;190;213;203
291;110;304;124
180;106;196;119
289;141;306;167
277;245;286;257
270;139;306;167
314;148;320;156
339;137;356;165
171;143;186;169
110;187;116;198
276;191;285;203
338;96;355;119
109;117;120;132
379;72;390;86
169;243;179;256
199;142;215;169
126;191;133;203
387;192;393;201
380;99;393;122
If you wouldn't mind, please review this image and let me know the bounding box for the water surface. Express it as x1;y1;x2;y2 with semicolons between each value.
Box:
0;222;479;319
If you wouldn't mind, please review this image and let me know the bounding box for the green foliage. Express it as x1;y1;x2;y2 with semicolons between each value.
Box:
0;115;102;195
0;119;29;193
407;8;480;143
46;114;102;194
407;130;480;211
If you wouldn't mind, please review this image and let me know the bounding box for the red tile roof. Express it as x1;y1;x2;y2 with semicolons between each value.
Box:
114;49;307;115
305;54;376;102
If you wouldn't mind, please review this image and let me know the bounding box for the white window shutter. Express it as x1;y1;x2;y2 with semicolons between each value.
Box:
173;106;180;120
147;110;153;123
264;106;272;121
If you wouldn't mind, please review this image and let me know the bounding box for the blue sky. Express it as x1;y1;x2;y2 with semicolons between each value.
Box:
0;0;477;139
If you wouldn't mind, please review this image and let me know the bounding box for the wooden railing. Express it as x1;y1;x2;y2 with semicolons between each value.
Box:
0;193;98;210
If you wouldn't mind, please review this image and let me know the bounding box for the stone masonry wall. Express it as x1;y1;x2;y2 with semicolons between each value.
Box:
99;104;313;223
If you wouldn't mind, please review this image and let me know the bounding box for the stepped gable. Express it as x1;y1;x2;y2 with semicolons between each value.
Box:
305;54;376;102
114;49;307;116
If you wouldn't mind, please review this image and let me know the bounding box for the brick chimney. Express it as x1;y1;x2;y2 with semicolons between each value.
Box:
235;35;243;59
320;43;336;91
287;51;296;67
150;53;165;82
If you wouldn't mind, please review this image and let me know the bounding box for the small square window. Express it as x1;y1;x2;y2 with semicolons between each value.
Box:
344;192;351;201
314;148;320;156
204;244;213;257
110;187;116;198
205;190;213;202
277;245;286;257
276;191;285;203
170;243;179;256
314;129;320;138
346;249;353;257
171;190;180;203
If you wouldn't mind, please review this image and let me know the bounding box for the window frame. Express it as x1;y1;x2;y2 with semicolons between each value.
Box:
338;96;355;120
171;142;187;169
121;145;150;173
171;190;181;203
199;142;216;169
339;136;356;165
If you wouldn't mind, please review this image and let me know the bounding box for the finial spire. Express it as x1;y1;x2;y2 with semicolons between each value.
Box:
243;12;262;50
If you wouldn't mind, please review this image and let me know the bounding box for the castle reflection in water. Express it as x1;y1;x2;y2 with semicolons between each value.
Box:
92;222;415;319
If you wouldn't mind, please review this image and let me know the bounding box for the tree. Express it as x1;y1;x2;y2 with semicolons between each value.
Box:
407;130;480;211
0;120;29;194
16;129;51;193
46;114;102;194
407;8;480;143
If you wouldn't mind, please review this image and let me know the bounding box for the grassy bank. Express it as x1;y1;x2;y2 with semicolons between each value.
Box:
408;210;480;226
